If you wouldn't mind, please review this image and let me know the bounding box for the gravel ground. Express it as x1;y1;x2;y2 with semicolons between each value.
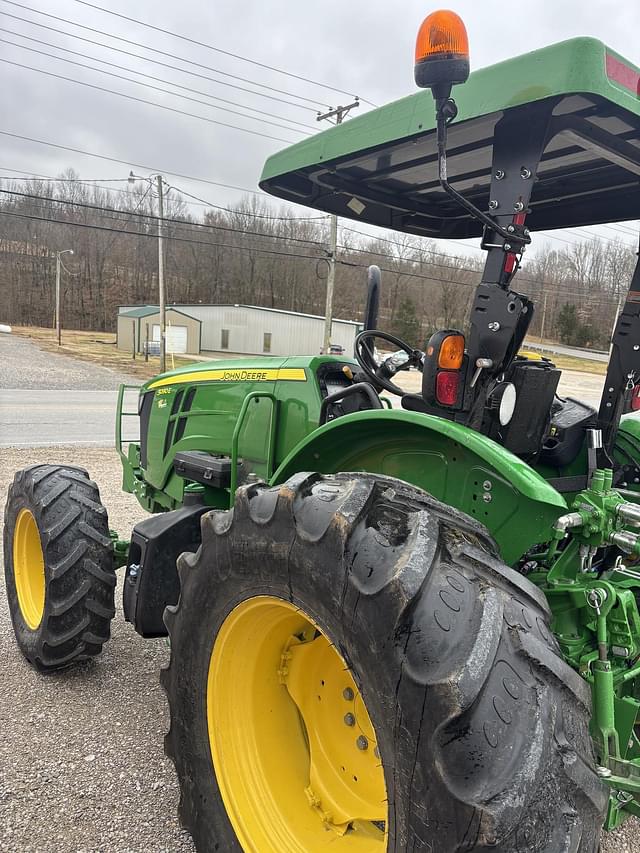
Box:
0;335;136;390
0;447;195;853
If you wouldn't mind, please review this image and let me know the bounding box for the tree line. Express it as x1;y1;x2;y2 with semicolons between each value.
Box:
0;171;636;349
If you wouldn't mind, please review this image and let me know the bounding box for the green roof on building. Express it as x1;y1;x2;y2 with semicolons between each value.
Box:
118;306;159;319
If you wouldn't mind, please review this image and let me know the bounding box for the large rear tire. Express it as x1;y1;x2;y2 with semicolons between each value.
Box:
3;464;116;671
162;472;607;852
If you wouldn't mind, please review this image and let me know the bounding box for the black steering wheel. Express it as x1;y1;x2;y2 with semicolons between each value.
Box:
354;330;424;396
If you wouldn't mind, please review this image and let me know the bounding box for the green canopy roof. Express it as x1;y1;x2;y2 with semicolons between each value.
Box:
260;38;640;238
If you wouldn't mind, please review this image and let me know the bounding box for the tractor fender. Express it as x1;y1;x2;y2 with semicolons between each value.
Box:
271;409;566;565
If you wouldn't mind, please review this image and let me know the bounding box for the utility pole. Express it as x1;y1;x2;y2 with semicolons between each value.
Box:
156;174;166;373
317;99;360;353
539;292;548;345
609;293;624;356
128;171;167;372
55;248;74;346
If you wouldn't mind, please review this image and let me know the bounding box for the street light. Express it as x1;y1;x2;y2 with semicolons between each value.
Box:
55;249;74;346
128;171;167;373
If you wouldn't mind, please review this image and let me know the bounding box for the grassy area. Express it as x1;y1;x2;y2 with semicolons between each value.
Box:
520;348;607;376
11;326;201;380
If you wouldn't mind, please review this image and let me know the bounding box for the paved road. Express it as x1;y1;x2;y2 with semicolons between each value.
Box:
0;390;139;448
523;339;609;362
0;335;140;447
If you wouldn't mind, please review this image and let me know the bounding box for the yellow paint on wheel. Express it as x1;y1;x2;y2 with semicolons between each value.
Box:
13;508;46;630
207;595;387;852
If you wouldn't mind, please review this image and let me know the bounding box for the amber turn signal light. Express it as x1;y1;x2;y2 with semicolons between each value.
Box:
437;333;465;369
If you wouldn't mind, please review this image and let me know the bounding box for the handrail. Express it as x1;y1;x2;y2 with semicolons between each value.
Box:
230;391;278;502
115;383;142;462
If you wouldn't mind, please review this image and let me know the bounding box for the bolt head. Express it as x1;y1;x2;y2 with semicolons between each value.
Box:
504;243;512;252
343;687;354;701
494;170;505;180
520;167;532;179
488;200;499;210
482;493;492;503
356;736;369;750
344;713;355;727
488;321;501;332
482;480;492;491
513;201;525;212
507;224;515;233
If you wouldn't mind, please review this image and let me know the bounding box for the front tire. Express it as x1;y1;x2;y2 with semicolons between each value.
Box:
3;464;116;671
162;472;607;852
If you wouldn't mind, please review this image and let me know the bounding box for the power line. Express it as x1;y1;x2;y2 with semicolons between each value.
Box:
0;130;274;194
0;169;129;183
0;209;327;261
0;168;328;221
2;204;623;305
340;257;622;304
165;182;328;222
70;0;372;105
1;13;322;113
4;184;626;299
0;188;329;248
0;34;315;132
1;58;301;144
0;2;333;109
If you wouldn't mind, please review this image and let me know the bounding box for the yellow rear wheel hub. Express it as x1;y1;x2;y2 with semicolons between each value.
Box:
207;595;387;852
13;508;46;630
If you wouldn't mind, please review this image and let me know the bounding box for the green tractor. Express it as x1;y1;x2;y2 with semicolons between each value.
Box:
4;10;640;852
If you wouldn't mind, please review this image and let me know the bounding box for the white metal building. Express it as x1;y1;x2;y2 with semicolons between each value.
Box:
117;304;362;357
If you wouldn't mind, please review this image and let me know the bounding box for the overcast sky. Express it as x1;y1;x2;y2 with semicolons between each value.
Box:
1;0;638;253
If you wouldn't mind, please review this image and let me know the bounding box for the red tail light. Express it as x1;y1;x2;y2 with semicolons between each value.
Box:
632;384;640;412
436;371;460;406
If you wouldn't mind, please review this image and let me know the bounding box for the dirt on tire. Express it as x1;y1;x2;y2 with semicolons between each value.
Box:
162;472;607;852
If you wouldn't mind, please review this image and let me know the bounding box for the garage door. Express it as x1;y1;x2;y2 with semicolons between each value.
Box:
152;324;188;354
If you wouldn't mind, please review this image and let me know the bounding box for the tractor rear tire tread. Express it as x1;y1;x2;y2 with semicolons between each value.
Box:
4;464;115;671
163;472;606;852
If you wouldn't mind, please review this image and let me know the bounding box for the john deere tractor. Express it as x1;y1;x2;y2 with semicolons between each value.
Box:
4;10;640;852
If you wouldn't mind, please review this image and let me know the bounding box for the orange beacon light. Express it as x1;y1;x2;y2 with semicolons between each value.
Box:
414;10;470;98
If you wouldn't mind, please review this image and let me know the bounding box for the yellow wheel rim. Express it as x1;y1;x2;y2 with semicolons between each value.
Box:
207;595;387;852
13;508;46;630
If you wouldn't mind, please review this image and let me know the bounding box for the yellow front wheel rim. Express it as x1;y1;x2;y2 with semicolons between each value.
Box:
207;595;387;852
13;508;46;630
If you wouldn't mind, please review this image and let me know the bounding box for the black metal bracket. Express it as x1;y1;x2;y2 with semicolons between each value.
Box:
598;247;640;458
462;102;553;427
